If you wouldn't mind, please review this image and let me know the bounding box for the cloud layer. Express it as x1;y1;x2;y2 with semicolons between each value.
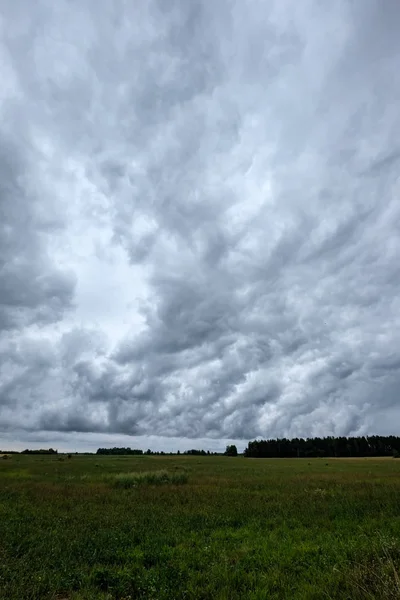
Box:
1;0;400;449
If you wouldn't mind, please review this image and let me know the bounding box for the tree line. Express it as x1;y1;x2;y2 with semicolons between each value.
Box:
5;437;400;458
21;448;58;455
96;447;224;456
244;436;400;458
96;447;143;455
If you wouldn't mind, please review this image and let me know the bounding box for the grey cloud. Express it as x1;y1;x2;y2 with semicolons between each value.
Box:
1;0;400;447
39;410;107;435
361;149;400;177
0;131;75;332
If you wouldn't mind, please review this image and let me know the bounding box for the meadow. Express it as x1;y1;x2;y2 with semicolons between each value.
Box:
1;455;400;599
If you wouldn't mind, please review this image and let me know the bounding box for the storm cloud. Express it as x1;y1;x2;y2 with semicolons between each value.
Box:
1;0;400;450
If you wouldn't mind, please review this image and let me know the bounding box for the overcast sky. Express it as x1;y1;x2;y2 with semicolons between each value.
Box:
1;1;400;452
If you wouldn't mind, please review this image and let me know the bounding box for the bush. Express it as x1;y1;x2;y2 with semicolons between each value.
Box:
113;470;189;488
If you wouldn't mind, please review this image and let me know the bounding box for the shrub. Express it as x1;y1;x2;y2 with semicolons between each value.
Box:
113;470;188;488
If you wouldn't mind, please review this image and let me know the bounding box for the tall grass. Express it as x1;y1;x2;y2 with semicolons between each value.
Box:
113;469;189;488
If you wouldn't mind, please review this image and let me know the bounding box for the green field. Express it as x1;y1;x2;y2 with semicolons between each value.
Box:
1;455;400;599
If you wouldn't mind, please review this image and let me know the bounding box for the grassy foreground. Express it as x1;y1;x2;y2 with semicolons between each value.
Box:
1;455;400;599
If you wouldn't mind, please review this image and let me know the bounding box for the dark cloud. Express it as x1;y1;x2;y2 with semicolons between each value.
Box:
0;136;75;331
1;0;400;449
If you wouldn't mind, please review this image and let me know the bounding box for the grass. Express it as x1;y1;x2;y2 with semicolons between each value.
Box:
112;469;189;488
1;456;400;599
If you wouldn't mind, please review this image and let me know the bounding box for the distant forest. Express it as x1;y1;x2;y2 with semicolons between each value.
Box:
244;436;400;458
20;448;58;455
96;447;221;456
3;436;400;458
96;447;144;455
